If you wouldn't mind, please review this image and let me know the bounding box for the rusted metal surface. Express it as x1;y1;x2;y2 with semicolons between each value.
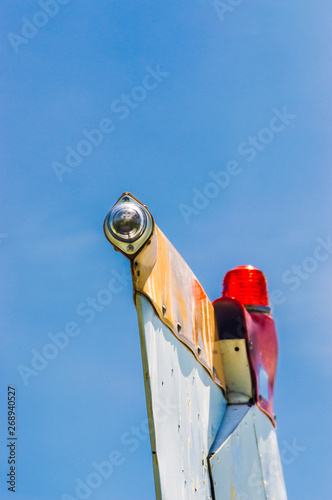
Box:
132;225;225;390
136;293;227;500
104;193;224;388
209;405;287;500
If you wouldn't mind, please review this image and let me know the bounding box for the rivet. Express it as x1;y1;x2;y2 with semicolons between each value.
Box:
127;244;134;252
177;323;181;333
162;305;166;315
249;340;253;350
178;424;181;430
197;346;201;355
122;196;130;202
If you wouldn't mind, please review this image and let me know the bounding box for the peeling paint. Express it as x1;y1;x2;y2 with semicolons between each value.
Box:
231;475;236;500
133;226;226;390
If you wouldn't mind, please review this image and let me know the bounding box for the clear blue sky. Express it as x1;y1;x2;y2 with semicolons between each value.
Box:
1;1;331;499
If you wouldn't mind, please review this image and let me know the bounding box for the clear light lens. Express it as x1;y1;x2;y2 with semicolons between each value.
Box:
107;202;147;243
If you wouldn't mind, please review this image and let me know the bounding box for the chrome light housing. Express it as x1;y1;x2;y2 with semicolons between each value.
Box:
104;194;153;256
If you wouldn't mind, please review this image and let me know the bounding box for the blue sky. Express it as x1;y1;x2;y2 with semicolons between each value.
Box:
1;1;331;498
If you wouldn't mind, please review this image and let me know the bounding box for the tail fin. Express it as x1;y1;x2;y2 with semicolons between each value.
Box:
104;193;287;499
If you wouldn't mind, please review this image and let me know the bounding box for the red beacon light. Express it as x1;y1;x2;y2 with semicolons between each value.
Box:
222;265;270;314
216;265;277;426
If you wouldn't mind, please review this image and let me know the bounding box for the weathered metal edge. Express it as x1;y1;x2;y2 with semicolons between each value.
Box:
135;292;162;500
134;288;225;392
130;225;225;392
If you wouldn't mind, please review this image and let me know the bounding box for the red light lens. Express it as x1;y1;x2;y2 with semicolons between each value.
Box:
222;265;269;307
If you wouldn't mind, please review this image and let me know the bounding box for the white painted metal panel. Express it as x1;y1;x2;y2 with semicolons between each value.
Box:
209;405;287;500
254;408;287;500
136;293;227;500
209;405;266;500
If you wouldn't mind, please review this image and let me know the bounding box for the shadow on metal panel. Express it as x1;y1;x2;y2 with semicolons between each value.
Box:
208;405;287;500
136;293;227;500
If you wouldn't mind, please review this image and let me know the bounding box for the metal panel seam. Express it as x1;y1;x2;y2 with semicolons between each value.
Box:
252;409;268;500
134;290;225;393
